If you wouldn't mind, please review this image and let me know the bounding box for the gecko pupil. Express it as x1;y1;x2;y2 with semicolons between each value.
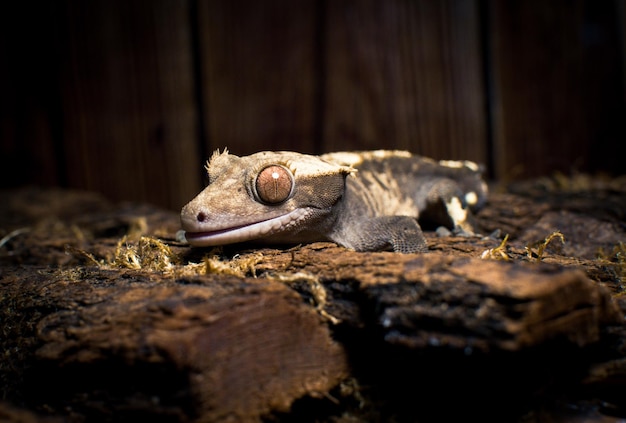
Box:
256;165;293;204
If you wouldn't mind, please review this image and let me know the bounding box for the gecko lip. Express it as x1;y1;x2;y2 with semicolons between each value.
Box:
183;208;310;247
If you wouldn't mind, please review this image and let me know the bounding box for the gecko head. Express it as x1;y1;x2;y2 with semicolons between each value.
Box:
180;149;353;247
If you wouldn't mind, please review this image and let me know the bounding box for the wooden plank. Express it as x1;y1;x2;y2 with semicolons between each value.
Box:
622;0;626;104
322;0;487;165
489;0;626;180
196;0;318;156
0;2;63;189
58;0;201;210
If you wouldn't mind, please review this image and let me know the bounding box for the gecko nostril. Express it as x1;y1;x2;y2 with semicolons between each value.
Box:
197;212;207;222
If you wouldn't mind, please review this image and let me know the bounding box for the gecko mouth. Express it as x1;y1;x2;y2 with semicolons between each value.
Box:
183;208;310;247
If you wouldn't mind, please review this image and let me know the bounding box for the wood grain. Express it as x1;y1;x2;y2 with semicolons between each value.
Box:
196;0;318;156
1;268;348;422
489;0;625;179
0;2;63;189
322;0;487;165
58;0;201;210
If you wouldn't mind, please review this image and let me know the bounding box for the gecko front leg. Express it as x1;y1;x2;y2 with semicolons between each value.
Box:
329;215;428;253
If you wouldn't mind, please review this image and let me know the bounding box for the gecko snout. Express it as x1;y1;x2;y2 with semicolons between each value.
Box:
180;203;208;233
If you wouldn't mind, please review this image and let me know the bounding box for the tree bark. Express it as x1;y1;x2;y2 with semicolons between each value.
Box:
1;185;625;422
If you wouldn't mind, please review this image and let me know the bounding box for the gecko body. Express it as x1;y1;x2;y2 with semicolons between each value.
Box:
180;149;487;253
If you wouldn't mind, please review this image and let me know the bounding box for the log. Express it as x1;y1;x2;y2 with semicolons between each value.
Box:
1;186;625;421
239;243;621;352
1;266;347;422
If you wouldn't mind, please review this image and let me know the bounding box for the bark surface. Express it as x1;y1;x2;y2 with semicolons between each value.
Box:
1;177;625;422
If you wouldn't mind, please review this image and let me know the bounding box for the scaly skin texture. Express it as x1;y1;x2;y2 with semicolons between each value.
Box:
180;149;488;253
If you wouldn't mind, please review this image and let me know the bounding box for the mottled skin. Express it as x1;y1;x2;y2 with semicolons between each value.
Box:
180;149;488;253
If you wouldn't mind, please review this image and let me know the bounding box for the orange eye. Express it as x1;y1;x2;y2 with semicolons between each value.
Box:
255;165;293;204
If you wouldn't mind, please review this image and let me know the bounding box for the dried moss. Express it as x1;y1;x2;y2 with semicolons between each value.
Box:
481;234;511;261
204;252;263;278
114;236;176;272
525;230;565;261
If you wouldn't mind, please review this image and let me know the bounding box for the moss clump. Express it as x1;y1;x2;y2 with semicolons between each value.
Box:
114;235;176;272
525;231;565;261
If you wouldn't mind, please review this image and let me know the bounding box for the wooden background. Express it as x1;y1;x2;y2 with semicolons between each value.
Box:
1;0;624;211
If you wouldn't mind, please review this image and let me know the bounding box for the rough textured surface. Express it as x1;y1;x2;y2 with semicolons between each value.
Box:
1;264;348;423
1;176;626;422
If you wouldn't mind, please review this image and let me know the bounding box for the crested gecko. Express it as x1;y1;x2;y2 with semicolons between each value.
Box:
180;149;488;253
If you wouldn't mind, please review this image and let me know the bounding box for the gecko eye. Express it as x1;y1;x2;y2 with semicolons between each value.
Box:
255;165;293;204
